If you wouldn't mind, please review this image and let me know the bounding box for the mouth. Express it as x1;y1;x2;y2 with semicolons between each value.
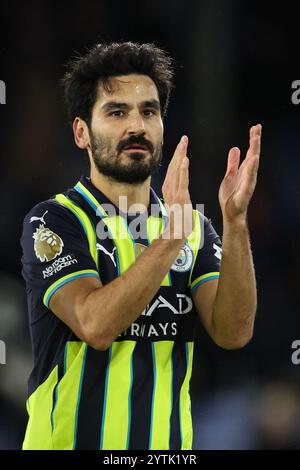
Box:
123;144;149;153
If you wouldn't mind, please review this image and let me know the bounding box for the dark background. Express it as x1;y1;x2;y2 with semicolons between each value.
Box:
0;0;299;449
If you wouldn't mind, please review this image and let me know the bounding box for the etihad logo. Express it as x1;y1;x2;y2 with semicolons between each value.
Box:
121;321;178;338
33;224;64;262
42;255;78;278
121;294;193;339
141;294;193;317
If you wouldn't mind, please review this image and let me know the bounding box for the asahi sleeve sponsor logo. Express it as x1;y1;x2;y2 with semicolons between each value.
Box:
33;224;64;262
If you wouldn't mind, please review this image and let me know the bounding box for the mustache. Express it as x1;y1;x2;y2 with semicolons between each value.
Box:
117;135;155;154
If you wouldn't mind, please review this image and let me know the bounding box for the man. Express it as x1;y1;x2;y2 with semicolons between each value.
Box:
20;42;261;450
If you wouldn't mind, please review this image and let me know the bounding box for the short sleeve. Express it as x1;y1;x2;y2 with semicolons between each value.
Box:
21;200;100;309
190;213;222;292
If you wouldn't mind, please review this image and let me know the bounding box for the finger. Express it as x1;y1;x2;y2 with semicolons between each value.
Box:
166;135;188;176
249;124;262;156
225;147;240;177
250;136;261;161
250;123;261;139
242;124;261;175
234;126;260;187
238;155;259;199
164;135;188;188
173;135;188;173
178;156;189;193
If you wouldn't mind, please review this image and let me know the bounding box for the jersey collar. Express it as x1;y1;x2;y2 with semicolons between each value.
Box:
74;176;168;222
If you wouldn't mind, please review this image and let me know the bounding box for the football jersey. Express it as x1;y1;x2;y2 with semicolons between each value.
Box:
20;176;222;450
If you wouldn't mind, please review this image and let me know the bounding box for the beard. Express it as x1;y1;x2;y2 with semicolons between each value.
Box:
89;131;162;184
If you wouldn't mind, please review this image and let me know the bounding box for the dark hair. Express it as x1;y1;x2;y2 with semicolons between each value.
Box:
61;42;174;126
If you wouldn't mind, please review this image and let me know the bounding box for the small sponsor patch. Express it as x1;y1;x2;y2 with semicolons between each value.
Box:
42;255;78;278
33;224;64;262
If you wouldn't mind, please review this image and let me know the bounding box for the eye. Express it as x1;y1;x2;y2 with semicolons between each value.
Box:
143;109;155;117
109;110;125;117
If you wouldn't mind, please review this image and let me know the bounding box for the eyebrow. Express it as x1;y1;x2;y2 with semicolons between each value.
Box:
141;100;161;110
101;99;161;112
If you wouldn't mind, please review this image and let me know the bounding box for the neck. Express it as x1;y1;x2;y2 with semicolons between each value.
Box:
90;166;151;214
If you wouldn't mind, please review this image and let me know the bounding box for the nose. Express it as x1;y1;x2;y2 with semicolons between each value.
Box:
127;111;146;135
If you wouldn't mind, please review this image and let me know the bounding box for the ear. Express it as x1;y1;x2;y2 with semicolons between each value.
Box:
73;117;90;149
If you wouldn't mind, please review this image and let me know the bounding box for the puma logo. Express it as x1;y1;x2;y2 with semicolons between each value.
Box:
30;210;48;225
96;243;117;267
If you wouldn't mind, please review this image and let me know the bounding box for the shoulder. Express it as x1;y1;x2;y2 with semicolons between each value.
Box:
23;197;78;226
21;195;87;255
194;209;219;234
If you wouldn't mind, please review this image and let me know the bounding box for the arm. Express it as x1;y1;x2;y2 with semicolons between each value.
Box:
50;136;193;350
193;124;261;349
50;236;185;350
194;221;256;349
212;219;256;348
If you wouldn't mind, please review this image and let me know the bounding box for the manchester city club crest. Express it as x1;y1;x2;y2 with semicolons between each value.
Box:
171;243;193;272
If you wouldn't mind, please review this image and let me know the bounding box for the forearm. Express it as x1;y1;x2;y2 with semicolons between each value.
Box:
212;219;257;348
83;236;184;347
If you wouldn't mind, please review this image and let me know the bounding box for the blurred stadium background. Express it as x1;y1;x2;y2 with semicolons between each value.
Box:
0;0;300;449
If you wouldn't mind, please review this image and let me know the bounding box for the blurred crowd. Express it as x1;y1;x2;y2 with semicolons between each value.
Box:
0;0;299;449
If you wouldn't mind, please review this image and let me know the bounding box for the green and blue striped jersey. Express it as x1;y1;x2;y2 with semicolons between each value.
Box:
20;176;221;450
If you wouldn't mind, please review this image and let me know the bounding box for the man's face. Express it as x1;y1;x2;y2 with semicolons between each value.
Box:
88;74;164;184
